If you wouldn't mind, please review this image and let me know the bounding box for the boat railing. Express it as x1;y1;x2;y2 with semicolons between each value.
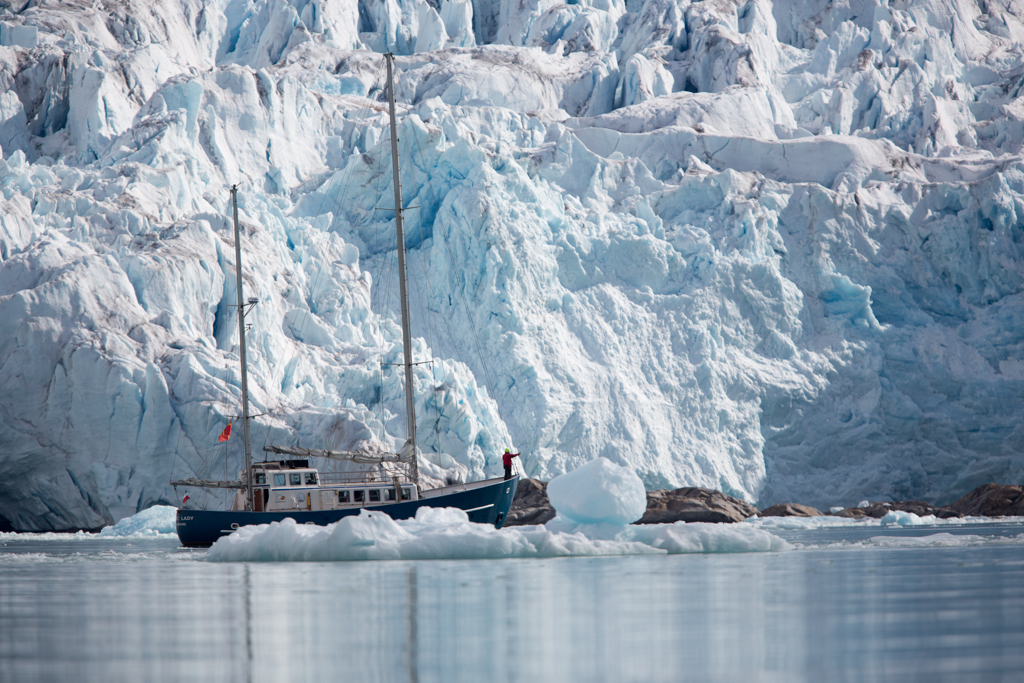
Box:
318;471;415;487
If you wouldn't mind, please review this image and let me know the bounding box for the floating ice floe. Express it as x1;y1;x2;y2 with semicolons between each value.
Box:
859;533;1024;549
745;513;1024;531
203;506;792;562
801;532;1024;551
0;531;97;543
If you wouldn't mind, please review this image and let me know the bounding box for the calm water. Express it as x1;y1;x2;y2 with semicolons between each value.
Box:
1;524;1023;682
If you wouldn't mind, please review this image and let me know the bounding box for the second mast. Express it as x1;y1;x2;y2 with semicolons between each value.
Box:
385;52;419;488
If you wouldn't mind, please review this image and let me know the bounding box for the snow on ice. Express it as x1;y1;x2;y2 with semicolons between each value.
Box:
1;0;1024;530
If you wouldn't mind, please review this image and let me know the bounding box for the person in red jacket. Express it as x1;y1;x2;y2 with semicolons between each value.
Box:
502;448;520;480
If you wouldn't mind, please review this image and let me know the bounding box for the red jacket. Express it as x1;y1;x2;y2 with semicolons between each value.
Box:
502;451;520;467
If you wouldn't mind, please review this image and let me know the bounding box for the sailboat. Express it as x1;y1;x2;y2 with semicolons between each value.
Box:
173;54;520;547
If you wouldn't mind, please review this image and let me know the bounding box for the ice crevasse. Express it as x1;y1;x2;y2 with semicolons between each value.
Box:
0;0;1023;530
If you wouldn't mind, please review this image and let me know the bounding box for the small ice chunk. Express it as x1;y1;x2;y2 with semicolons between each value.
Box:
830;506;844;514
881;510;933;526
546;457;648;525
858;500;870;508
99;505;178;536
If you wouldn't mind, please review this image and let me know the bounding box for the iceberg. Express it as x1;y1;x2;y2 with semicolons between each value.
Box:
546;456;648;525
98;504;178;537
0;0;1023;531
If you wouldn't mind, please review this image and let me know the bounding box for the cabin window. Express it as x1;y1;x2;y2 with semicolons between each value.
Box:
384;489;394;501
255;473;266;485
274;474;286;486
401;488;411;500
338;490;350;503
369;490;381;503
305;472;318;485
290;473;301;486
353;490;364;503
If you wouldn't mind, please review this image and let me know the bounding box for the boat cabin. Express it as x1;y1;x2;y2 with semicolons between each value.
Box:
242;460;418;512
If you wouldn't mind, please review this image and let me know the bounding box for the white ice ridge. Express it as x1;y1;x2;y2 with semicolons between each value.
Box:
2;0;1024;530
849;532;1024;548
202;506;791;562
745;513;1024;531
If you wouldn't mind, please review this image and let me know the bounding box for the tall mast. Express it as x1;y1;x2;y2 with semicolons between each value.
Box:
385;52;419;488
231;186;255;510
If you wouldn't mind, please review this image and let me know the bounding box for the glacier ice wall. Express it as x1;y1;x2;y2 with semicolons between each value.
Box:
1;0;1023;529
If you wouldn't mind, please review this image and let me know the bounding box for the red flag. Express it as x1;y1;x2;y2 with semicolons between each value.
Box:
182;492;190;504
218;422;232;442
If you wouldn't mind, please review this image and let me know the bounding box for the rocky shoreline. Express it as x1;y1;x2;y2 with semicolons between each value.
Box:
505;481;1024;527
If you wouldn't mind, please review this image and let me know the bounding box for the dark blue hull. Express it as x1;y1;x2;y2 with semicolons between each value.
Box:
176;476;519;547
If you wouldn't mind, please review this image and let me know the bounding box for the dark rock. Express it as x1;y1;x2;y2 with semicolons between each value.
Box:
948;483;1024;517
834;506;880;519
506;481;758;526
759;503;823;517
888;500;962;518
831;500;962;519
506;478;1024;528
636;487;758;524
505;478;556;526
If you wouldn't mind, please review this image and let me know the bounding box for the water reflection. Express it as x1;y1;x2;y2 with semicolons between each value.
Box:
1;533;1023;682
408;565;418;683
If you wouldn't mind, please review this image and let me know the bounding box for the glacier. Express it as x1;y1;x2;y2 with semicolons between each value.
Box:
1;0;1023;531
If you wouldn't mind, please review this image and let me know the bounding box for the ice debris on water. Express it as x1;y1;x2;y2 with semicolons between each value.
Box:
861;533;1024;549
879;510;943;527
745;513;1024;531
203;506;791;562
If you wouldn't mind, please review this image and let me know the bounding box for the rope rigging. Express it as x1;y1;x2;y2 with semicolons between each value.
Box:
172;53;521;502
